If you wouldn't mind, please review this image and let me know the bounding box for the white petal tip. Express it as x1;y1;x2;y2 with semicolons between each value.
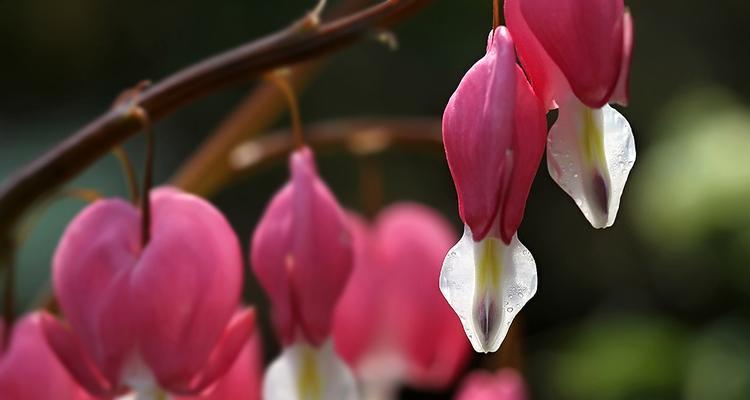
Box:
548;101;636;229
440;226;537;354
262;341;359;400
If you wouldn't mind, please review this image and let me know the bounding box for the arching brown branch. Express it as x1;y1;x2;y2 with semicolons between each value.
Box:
171;0;372;195
0;0;431;234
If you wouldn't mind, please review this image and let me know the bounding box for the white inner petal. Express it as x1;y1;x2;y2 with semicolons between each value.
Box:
116;353;163;400
439;226;538;353
115;388;164;400
547;97;636;228
263;340;360;400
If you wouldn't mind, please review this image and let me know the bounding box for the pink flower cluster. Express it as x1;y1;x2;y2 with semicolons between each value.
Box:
0;1;636;398
440;0;635;353
0;147;472;400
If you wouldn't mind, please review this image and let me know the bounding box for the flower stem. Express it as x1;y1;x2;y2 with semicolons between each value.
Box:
492;0;500;29
113;146;140;204
134;108;154;248
266;71;305;149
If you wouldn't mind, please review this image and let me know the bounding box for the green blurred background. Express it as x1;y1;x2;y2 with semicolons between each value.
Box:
2;0;750;399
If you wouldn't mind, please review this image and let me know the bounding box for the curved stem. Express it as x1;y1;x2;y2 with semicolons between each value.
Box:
493;0;500;29
266;72;305;149
0;0;432;235
135;109;154;247
113;146;140;204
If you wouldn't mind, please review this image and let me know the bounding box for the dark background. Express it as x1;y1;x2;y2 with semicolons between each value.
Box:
2;1;750;399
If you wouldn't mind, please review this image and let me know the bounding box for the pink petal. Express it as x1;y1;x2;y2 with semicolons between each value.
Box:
39;312;117;397
505;0;569;109
176;327;263;400
250;183;297;345
519;0;625;108
251;147;353;346
374;204;470;388
0;313;101;400
455;369;527;400
332;214;384;367
52;198;141;387
289;149;353;346
443;27;517;241
611;10;634;106
498;66;547;243
133;188;244;390
168;309;256;395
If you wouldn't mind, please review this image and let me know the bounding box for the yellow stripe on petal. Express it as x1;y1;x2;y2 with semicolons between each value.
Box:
475;238;503;292
582;107;608;170
297;345;322;400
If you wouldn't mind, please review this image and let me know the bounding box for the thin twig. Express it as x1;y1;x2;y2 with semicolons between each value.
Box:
113;146;140;204
493;0;500;29
226;117;442;191
134;108;154;247
0;0;431;235
265;71;306;149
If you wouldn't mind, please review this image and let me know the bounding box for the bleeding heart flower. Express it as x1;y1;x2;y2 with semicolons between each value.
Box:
333;204;471;398
251;146;353;346
250;147;358;400
506;0;636;228
0;313;95;400
440;26;544;353
41;187;255;399
454;369;527;400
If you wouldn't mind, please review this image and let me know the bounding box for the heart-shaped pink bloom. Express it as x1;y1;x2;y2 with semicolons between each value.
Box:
42;187;254;397
454;369;527;400
334;204;470;390
251;147;353;347
443;26;547;244
506;0;632;108
0;313;95;400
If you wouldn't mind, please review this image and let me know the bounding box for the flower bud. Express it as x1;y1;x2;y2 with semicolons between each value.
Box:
251;147;353;346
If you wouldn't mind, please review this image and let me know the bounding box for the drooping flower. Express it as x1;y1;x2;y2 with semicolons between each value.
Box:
506;0;636;228
454;369;527;400
440;26;545;353
0;313;95;400
251;147;358;400
41;187;255;399
333;204;471;398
